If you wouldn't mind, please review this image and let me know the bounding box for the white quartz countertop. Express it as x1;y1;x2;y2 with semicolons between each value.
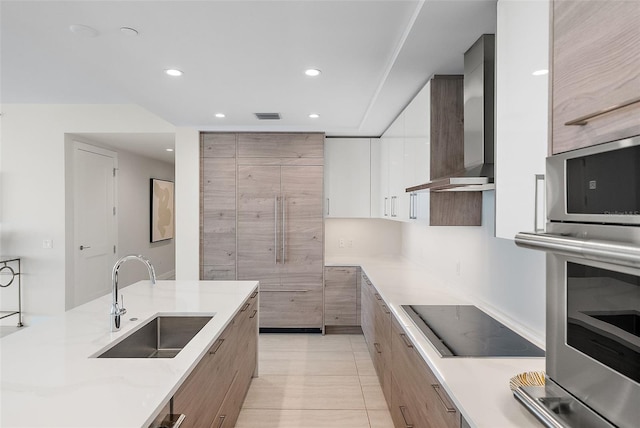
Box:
0;280;258;428
326;255;545;428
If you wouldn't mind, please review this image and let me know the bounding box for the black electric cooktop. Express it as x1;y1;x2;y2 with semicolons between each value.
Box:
402;305;545;358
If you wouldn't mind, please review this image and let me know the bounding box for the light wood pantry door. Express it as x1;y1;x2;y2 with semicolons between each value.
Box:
237;164;324;329
237;164;282;291
201;133;237;280
277;165;324;329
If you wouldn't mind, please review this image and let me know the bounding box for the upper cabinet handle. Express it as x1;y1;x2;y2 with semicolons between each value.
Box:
565;96;640;126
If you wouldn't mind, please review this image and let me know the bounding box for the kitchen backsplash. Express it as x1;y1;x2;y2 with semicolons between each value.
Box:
325;218;401;257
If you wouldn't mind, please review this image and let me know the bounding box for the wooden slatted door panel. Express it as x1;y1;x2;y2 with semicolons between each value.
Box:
551;0;640;153
236;165;281;288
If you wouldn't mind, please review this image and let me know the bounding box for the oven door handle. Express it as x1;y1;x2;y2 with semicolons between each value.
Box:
515;232;640;268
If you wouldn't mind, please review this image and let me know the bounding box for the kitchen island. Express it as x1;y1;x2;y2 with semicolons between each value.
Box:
0;279;258;428
327;255;545;428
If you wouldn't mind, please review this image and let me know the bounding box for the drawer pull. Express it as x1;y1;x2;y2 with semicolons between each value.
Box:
381;304;390;315
431;384;457;413
399;406;414;428
263;289;309;292
400;333;414;349
564;95;640;126
249;309;257;319
215;415;226;428
374;342;382;354
209;338;225;355
240;302;250;312
250;291;258;298
374;293;382;301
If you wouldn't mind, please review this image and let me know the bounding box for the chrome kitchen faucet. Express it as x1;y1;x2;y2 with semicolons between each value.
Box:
110;255;156;332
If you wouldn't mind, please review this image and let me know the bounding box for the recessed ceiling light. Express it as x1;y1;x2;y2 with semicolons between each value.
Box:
215;113;226;118
120;27;139;37
69;24;99;38
532;69;548;76
166;148;174;152
165;69;183;77
309;113;320;119
305;69;321;77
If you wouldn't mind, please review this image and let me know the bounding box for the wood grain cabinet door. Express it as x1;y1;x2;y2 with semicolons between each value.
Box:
201;133;237;280
324;266;358;326
237;164;282;289
552;0;640;153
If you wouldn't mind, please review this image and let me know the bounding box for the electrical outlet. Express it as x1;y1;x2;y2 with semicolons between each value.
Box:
42;239;53;249
348;239;353;248
339;238;345;248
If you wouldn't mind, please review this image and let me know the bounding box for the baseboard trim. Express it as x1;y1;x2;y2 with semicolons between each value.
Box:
259;327;322;334
324;325;363;335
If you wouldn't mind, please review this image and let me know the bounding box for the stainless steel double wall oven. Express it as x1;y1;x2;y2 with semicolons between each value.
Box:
517;135;640;428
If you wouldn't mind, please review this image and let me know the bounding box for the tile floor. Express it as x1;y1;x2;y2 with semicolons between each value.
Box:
236;333;394;428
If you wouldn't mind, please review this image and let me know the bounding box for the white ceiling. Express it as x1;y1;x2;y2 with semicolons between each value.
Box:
1;0;497;163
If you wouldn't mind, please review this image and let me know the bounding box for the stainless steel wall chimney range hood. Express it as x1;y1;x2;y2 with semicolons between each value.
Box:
409;34;495;192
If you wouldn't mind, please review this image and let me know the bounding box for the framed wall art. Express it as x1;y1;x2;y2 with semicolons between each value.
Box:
150;178;175;242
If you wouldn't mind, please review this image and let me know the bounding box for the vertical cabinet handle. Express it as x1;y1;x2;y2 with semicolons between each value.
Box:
274;196;279;265
215;415;226;428
399;406;414;428
534;174;545;233
391;196;397;217
409;193;418;219
326;198;330;216
431;384;457;413
384;197;389;216
281;195;286;264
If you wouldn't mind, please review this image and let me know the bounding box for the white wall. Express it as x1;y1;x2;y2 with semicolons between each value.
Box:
174;127;200;280
401;191;546;343
113;148;175;286
325;218;402;257
0;104;174;323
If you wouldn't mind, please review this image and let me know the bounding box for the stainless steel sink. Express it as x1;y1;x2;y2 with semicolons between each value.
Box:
97;315;214;358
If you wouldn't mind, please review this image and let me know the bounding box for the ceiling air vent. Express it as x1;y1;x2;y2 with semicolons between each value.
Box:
255;112;281;120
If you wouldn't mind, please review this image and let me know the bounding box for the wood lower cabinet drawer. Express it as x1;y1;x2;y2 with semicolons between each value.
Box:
173;319;237;428
259;289;322;328
391;317;460;428
324;266;359;326
173;291;258;428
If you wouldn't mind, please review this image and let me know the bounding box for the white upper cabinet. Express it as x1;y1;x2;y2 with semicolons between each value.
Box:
403;82;431;224
495;0;549;239
373;80;433;223
379;112;408;221
324;138;372;218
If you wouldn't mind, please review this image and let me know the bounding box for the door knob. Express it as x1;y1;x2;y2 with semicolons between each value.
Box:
79;245;91;250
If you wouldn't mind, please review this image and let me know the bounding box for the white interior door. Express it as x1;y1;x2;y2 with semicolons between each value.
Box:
73;143;117;307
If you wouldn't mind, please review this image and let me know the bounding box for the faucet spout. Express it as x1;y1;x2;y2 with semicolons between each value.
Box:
110;254;157;332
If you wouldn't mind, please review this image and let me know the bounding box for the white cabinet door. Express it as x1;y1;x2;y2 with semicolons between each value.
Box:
370;138;382;218
378;137;391;219
324;138;371;218
403;81;431;224
495;0;549;239
386;113;407;221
